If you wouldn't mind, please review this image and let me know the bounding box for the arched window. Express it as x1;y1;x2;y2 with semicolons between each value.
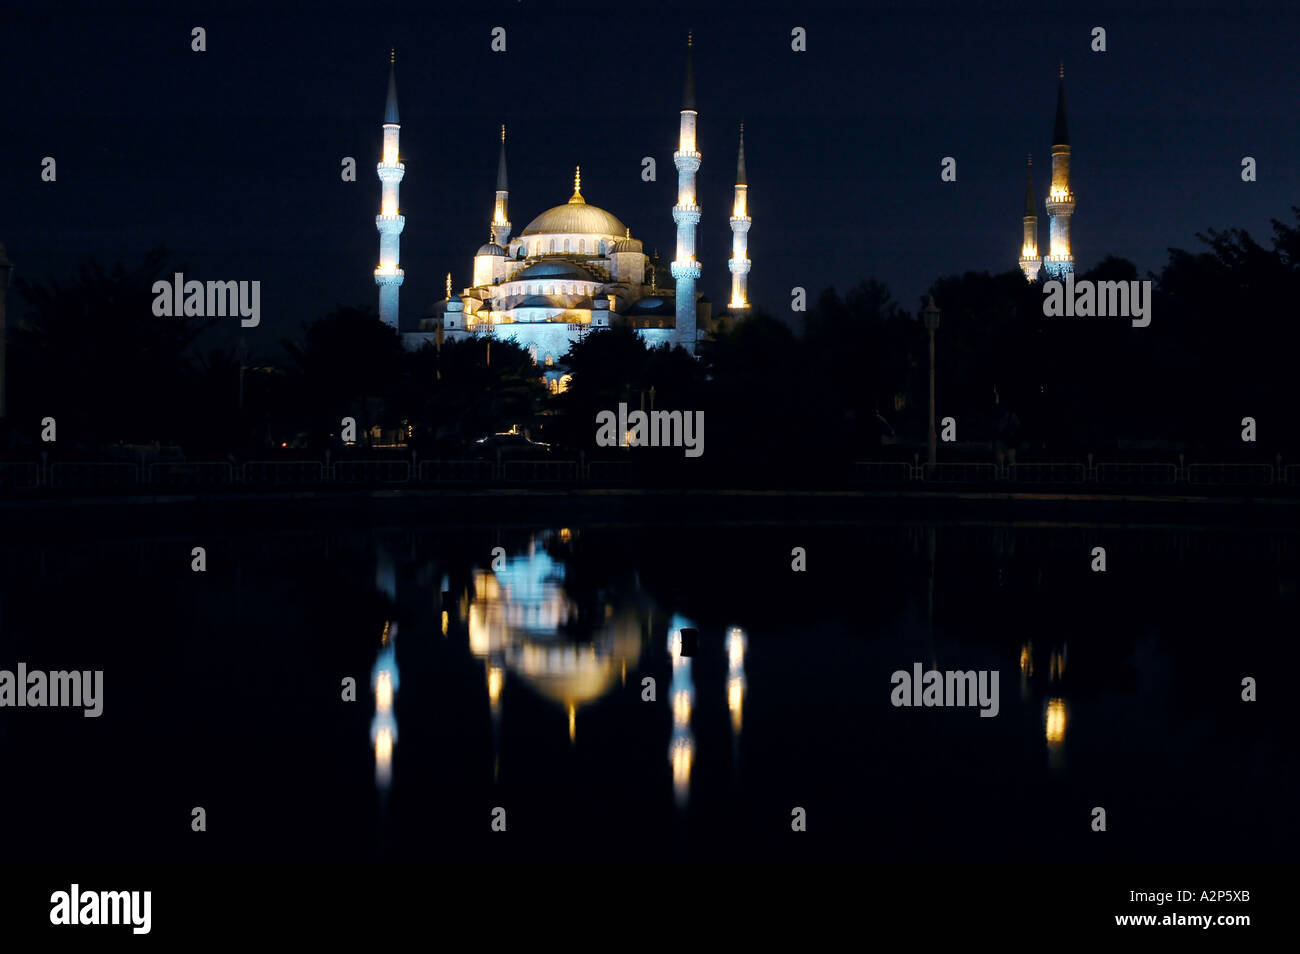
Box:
548;239;555;253
579;239;585;253
564;238;571;252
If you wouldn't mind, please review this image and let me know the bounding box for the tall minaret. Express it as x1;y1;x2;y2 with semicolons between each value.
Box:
492;124;511;245
374;50;405;329
670;31;701;355
1018;155;1041;281
1044;62;1075;279
727;123;751;310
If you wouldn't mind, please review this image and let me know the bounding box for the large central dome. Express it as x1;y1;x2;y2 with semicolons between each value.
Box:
521;201;626;237
521;167;627;237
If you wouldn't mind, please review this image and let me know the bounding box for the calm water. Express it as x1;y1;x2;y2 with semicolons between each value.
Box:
0;518;1294;863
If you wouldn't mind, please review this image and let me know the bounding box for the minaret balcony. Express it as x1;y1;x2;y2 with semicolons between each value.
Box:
375;214;406;235
672;206;701;227
1045;193;1074;216
728;258;751;275
729;215;752;231
670;259;701;281
673;150;701;172
374;267;405;285
377;162;406;183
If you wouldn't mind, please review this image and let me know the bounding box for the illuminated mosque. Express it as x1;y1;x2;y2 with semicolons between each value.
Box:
1018;64;1076;282
372;36;753;385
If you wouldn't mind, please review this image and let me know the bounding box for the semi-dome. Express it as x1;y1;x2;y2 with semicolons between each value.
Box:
514;260;597;281
517;294;561;308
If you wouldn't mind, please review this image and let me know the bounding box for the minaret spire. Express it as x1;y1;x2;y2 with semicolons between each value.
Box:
671;30;702;355
374;51;406;329
1044;63;1075;278
1018;154;1041;282
728;123;752;310
491;124;511;244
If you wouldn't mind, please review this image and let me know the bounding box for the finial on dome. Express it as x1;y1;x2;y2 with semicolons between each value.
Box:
1059;60;1064;78
625;227;630;239
688;30;693;48
390;48;395;65
446;272;452;299
500;123;506;143
569;165;584;203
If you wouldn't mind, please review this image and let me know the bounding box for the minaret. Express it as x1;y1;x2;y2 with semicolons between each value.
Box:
492;124;511;245
727;123;751;310
670;31;701;355
1018;155;1041;281
1044;62;1075;279
374;50;406;329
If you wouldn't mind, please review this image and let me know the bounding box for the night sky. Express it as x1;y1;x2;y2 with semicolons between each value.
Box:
3;0;1298;356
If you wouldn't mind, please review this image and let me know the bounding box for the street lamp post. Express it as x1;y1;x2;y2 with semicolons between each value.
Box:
922;295;941;467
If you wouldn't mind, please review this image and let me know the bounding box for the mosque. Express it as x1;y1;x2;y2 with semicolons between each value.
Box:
1018;64;1076;282
373;37;752;389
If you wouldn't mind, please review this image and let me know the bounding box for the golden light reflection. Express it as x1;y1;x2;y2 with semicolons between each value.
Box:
374;726;393;771
728;677;744;734
1045;698;1067;744
1049;650;1065;681
1021;244;1038;259
382;199;397;217
1019;643;1033;676
568;703;576;743
671;737;694;802
672;688;692;725
441;610;449;636
487;665;503;706
726;627;747;736
375;670;393;712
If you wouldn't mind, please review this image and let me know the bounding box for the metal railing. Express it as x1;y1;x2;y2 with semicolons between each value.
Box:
4;456;1300;494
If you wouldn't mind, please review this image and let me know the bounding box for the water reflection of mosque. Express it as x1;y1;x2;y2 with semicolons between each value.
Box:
436;530;743;805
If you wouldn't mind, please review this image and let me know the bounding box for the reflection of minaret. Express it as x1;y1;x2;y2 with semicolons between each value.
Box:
668;616;696;808
1045;642;1067;775
670;32;701;356
725;627;746;773
371;620;399;792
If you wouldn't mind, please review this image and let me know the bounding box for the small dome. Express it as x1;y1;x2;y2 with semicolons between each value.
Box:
517;294;560;308
613;237;643;253
477;242;506;257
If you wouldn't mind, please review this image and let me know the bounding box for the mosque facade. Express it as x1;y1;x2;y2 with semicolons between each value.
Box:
373;37;751;387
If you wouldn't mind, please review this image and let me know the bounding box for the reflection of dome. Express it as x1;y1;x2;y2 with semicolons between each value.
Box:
522;202;626;237
466;541;644;715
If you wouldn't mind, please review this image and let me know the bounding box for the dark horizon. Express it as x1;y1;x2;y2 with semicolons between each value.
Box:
3;0;1298;356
